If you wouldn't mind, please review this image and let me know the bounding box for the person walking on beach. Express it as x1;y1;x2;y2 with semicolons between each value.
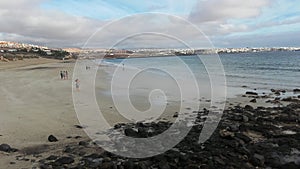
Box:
65;70;69;80
60;71;64;80
75;79;80;91
63;71;67;80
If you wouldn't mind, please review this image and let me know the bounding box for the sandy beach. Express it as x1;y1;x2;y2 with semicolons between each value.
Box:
0;58;299;168
0;59;85;168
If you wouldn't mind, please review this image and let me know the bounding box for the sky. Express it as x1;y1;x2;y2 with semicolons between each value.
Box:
0;0;299;48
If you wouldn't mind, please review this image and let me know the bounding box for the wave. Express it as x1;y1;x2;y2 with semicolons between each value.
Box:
236;66;300;72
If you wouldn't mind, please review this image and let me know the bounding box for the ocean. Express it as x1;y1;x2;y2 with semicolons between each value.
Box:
98;51;300;100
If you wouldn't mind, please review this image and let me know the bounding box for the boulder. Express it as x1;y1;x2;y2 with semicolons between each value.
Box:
124;128;139;137
0;144;17;153
48;135;58;142
0;144;12;152
244;105;254;110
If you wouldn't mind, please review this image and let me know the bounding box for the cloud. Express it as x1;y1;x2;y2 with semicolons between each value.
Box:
189;0;271;23
0;0;298;48
184;0;274;42
0;0;106;47
84;13;213;49
213;30;300;47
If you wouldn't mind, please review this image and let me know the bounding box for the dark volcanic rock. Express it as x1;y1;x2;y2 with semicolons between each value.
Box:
74;125;84;129
46;155;58;161
251;154;265;167
250;98;257;103
55;156;75;165
275;91;281;95
244;105;254;110
35;102;300;169
228;124;240;132
242;115;249;122
235;133;252;143
282;97;293;101
101;162;115;169
79;141;89;146
48;135;58;142
173;112;179;118
0;144;17;153
74;136;82;139
293;88;300;93
0;144;11;152
123;159;135;169
159;160;171;169
219;129;234;139
246;91;258;96
124;128;139;137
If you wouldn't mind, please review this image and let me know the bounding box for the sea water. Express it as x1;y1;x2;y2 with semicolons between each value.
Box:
100;51;300;99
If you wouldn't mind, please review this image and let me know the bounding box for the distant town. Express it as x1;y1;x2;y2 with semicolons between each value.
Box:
0;41;300;61
0;41;70;62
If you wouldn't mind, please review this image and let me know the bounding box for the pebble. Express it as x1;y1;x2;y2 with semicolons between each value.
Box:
74;125;84;129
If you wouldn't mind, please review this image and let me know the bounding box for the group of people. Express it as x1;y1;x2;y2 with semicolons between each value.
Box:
60;70;69;80
59;70;80;91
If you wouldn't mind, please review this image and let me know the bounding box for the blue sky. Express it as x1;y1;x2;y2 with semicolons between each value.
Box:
0;0;299;48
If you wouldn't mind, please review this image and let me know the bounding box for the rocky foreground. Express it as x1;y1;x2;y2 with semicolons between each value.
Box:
1;95;300;169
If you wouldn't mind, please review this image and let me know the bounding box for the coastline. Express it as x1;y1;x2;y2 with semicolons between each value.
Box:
0;59;299;168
